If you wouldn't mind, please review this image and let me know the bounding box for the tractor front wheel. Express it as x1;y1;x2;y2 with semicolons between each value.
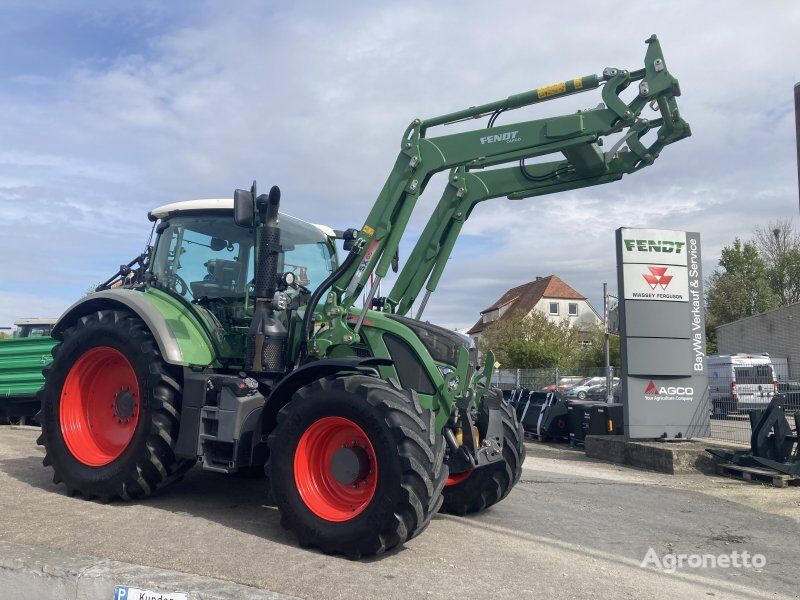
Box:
38;310;193;501
441;389;525;515
268;375;447;558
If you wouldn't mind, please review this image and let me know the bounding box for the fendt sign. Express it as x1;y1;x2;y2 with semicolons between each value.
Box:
616;228;709;439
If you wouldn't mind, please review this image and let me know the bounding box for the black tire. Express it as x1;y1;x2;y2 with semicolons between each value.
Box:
577;391;587;400
267;375;447;558
441;389;525;515
37;310;194;501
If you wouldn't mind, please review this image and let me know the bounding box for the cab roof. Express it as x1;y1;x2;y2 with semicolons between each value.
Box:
148;199;336;238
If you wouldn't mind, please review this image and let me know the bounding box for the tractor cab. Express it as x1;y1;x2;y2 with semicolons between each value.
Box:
148;199;338;329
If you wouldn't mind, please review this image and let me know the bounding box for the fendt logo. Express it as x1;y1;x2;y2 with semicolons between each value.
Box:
480;130;520;145
642;266;673;290
623;239;686;254
644;380;694;400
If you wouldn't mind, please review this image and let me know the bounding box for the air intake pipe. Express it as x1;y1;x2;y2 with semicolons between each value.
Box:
248;185;287;373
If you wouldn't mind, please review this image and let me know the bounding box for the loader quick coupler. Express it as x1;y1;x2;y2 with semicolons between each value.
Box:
446;394;505;474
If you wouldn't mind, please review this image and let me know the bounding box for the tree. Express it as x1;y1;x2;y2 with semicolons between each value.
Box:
504;339;561;368
753;219;800;305
478;310;583;369
574;325;620;369
706;238;780;326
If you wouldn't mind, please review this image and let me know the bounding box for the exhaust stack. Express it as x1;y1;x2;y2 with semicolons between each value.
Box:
248;185;287;374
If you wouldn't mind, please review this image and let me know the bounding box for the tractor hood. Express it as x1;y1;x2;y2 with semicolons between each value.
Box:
387;314;475;369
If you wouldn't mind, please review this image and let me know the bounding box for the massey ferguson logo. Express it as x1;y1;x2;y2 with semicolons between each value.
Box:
480;130;520;145
644;380;694;400
642;266;673;290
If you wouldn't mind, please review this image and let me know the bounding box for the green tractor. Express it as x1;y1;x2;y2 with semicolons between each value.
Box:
38;36;689;557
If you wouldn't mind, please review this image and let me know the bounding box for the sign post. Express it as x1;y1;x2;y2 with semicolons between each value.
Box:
616;228;709;439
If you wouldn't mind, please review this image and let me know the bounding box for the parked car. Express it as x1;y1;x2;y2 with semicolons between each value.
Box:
708;353;778;416
586;380;621;402
564;376;609;400
540;376;584;393
0;318;58;423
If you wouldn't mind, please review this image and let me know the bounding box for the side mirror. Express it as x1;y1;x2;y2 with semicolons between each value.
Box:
234;181;257;227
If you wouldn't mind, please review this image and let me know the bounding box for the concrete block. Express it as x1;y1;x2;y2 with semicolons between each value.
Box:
585;436;742;475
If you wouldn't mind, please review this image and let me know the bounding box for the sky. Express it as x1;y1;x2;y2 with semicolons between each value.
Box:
1;0;799;331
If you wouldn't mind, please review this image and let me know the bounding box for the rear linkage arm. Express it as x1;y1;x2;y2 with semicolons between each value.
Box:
312;35;689;353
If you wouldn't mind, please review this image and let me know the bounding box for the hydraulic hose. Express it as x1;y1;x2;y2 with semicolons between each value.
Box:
299;243;363;362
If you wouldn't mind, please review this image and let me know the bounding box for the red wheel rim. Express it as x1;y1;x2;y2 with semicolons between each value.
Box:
446;470;472;486
59;347;140;467
293;416;378;522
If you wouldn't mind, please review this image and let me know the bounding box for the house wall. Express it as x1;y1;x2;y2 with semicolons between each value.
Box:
533;298;602;328
716;303;800;379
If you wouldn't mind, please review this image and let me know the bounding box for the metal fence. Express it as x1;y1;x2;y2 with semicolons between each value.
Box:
492;367;617;400
708;358;799;444
495;359;800;445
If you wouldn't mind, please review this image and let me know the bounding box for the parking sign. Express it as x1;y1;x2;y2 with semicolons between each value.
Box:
114;586;188;600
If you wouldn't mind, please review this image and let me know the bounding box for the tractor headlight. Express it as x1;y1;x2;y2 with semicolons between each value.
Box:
447;376;460;392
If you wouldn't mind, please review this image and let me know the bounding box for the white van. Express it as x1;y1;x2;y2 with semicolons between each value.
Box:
708;353;778;416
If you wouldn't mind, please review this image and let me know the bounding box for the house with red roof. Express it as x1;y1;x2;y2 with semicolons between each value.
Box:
466;275;602;344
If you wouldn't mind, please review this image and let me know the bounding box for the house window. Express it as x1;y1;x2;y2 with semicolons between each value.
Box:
548;302;559;315
568;303;578;316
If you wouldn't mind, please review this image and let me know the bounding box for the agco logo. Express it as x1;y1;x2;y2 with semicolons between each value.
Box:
644;380;694;397
480;130;520;145
642;266;673;290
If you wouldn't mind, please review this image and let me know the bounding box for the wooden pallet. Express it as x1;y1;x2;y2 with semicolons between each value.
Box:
717;463;800;488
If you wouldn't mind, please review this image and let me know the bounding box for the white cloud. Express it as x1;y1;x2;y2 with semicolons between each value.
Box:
1;0;800;330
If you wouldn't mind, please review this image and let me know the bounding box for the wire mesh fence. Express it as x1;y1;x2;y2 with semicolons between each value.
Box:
495;357;800;445
708;356;799;444
492;367;619;402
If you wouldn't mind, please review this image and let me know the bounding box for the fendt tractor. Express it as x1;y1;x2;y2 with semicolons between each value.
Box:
38;36;689;557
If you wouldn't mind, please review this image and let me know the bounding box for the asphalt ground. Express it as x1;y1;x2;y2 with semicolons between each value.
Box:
1;426;798;600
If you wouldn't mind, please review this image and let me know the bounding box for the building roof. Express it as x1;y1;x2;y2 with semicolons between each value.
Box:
466;275;587;335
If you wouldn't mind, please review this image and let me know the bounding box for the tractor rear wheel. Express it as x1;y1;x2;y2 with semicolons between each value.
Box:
268;375;447;558
441;389;525;515
38;310;193;501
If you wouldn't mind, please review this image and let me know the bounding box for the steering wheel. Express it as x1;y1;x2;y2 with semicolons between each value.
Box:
164;273;189;297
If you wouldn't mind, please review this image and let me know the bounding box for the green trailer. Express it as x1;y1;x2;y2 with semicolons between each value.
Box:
36;37;689;557
0;319;57;421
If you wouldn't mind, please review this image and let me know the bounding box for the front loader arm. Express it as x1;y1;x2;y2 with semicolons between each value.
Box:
330;35;688;320
309;35;689;357
386;158;625;316
387;93;683;317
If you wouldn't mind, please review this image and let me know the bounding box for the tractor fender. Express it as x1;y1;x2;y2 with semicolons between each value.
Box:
262;357;393;435
51;289;213;366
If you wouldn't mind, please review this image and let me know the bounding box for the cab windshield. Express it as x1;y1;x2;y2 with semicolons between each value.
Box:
150;212;336;308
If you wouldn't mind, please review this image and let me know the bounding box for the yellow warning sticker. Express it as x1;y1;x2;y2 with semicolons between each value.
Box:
573;77;583;90
536;81;567;99
362;225;374;236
